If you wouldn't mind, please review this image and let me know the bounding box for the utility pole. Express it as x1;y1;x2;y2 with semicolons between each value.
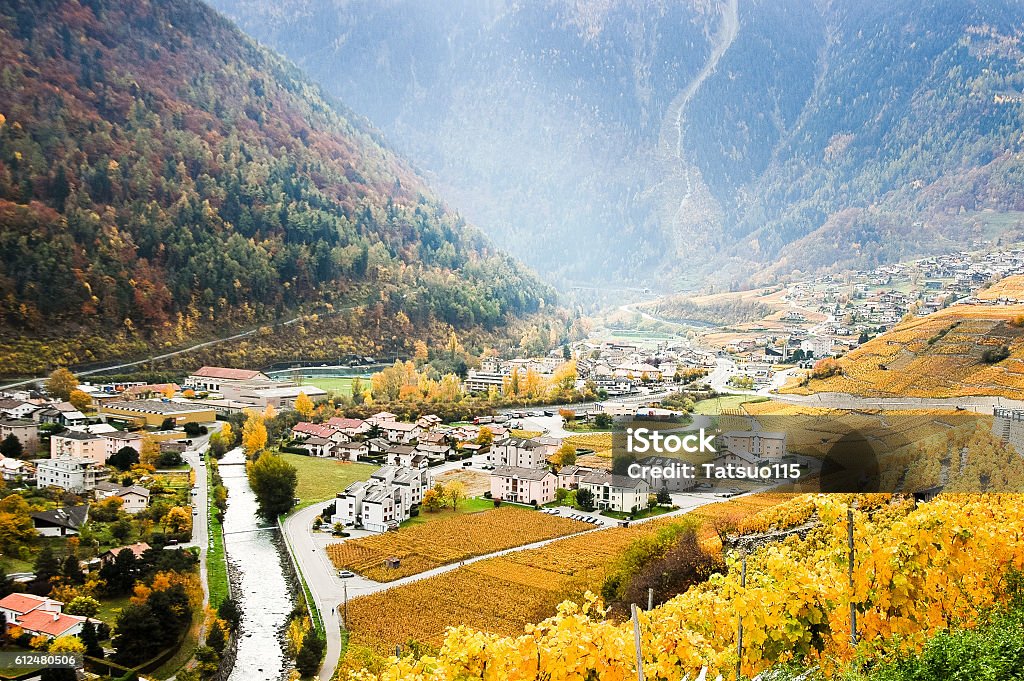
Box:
736;553;746;681
343;581;348;626
848;507;857;646
631;604;645;681
647;587;653;611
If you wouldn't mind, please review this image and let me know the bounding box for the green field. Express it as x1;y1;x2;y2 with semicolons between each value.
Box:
692;394;767;415
292;375;370;396
401;496;494;527
279;453;376;508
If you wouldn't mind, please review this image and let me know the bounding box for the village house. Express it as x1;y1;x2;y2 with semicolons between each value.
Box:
0;593;92;640
99;542;152;565
556;464;587;490
378;420;422;444
721;429;786;458
300;436;335;457
0;398;41;420
490;466;557;505
35;402;88;427
367;411;397;426
578;471;650;514
324;417;370;438
290;422;337;441
94;481;151;513
31;505;90;537
415;414;443;430
385;445;428;469
0;456;34;483
333;441;368;462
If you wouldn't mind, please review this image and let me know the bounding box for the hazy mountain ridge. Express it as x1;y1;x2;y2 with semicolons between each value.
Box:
209;0;1024;290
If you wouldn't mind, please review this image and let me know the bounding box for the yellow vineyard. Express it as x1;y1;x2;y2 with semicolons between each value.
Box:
784;303;1024;398
564;432;613;456
341;493;797;661
327;507;590;582
348;493;1024;681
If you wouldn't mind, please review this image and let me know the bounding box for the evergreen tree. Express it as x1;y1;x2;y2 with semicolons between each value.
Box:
206;619;226;653
61;554;82;584
0;434;22;458
34;545;61;585
81;619;104;658
294;629;325;678
217;597;241;630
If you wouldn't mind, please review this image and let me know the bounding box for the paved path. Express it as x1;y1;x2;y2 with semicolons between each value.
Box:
281;489;738;680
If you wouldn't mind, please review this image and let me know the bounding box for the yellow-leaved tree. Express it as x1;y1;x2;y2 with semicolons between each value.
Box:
294;391;314;418
242;410;268;455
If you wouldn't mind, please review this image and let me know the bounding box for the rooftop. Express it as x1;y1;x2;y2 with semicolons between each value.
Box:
190;366;265;381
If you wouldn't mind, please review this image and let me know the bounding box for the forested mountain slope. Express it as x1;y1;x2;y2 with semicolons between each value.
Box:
209;0;1024;289
0;0;555;374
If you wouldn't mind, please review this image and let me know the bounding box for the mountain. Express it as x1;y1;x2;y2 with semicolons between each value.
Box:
0;0;556;375
785;277;1024;399
208;0;1024;290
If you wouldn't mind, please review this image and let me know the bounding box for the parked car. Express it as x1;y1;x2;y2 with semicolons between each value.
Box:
338;570;355;579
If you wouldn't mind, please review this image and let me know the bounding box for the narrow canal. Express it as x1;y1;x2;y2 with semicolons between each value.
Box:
219;448;295;681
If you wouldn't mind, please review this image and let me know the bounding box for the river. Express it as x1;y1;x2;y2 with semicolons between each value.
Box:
220;449;295;681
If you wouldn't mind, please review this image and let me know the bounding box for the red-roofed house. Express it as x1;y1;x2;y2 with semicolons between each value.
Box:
0;593;90;639
184;366;269;393
99;542;152;565
324;417;370;437
16;608;88;639
291;422;336;440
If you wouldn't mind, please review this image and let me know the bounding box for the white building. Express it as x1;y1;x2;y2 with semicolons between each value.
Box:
94;481;151;513
578;471;650;513
331;465;429;532
35;457;110;492
488;438;551;469
490;466;557;505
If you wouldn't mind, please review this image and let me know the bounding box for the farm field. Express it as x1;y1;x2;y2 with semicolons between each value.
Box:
785;302;1024;398
278;453;376;508
340;492;796;661
564;432;613;456
327;507;591;581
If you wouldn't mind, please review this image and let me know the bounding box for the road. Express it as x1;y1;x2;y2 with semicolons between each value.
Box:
181;426;220;609
0;307;357;391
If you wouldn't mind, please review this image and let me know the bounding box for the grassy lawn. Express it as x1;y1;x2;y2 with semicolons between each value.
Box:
295;376;369;396
564;423;618;433
278;453;376;508
96;594;131;625
692;394;767;415
400;496;493;527
600;505;676;521
206;456;229;609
